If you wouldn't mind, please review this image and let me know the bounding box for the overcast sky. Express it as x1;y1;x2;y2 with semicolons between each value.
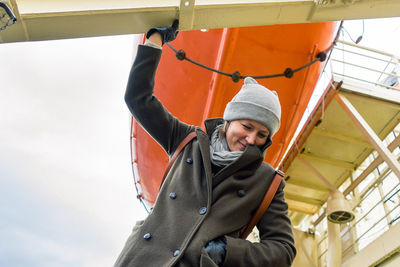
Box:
0;34;148;266
1;18;400;267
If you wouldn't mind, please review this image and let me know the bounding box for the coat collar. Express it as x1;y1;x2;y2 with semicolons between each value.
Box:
204;118;224;136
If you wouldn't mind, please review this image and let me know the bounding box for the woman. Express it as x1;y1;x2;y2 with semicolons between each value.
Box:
115;21;296;267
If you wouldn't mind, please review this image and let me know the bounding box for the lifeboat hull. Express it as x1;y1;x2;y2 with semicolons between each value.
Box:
131;22;339;205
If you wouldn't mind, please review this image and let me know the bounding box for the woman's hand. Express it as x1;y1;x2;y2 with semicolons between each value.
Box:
146;20;179;45
205;236;227;266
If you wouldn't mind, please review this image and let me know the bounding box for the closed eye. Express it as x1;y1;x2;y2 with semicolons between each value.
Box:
241;123;251;130
258;133;267;138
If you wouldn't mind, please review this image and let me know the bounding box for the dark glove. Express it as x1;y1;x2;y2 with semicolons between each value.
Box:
146;19;179;45
205;236;227;266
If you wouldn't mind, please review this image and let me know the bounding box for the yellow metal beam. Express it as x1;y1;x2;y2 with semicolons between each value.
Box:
286;192;324;206
2;0;400;43
300;153;356;170
313;128;373;148
286;199;320;215
287;179;331;193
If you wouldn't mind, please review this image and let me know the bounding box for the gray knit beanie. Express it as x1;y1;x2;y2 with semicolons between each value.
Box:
223;77;281;137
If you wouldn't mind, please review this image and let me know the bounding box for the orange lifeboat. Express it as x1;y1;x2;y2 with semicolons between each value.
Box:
131;22;339;206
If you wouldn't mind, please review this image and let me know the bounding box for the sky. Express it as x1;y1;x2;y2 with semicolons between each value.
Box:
0;35;148;266
1;17;400;267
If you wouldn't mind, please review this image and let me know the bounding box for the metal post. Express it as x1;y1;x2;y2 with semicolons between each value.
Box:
327;221;342;267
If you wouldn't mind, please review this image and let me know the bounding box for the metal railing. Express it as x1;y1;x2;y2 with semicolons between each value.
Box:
315;41;400;265
331;40;400;91
318;179;400;260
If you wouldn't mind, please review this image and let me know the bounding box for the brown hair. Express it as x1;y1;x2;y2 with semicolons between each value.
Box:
218;121;230;139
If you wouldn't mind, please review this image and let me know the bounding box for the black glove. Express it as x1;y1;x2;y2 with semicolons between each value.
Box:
205;236;227;266
146;20;179;45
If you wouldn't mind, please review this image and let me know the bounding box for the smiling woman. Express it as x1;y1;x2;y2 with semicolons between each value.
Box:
222;76;281;152
117;22;296;267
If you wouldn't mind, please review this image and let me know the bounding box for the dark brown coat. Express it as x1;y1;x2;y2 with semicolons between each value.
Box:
115;45;296;267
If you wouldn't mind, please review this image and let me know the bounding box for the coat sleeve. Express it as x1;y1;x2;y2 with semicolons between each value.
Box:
124;44;194;155
222;181;296;267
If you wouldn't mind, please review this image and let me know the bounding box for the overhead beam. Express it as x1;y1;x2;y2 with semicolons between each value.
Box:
286;184;328;200
2;0;400;43
287;179;331;193
1;7;177;43
300;153;356;170
286;192;324;206
313;128;373;148
287;199;320;215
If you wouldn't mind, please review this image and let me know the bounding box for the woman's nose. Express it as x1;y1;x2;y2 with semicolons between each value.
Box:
246;133;256;145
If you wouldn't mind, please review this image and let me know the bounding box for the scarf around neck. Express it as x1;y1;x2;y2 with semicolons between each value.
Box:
209;124;243;167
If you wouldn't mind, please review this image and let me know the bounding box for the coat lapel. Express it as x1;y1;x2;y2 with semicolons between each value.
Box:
195;127;213;206
212;145;263;187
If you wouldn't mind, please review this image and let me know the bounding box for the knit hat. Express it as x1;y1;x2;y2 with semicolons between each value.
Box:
223;77;281;137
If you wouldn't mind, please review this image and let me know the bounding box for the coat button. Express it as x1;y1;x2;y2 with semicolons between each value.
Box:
143;233;152;240
186;157;193;164
237;189;246;197
199;207;207;215
173;250;180;257
169;192;177;199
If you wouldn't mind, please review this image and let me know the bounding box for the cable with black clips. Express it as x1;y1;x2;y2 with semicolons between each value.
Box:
166;42;332;83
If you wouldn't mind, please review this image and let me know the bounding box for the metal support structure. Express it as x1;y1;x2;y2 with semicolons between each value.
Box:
179;0;195;30
288;179;331;193
333;73;400;91
298;155;355;224
313;97;400;227
298;155;337;192
327;221;342;267
2;0;400;43
0;1;17;31
344;133;400;195
300;153;356;170
313;127;373;148
293;230;318;267
285;192;324;206
285;201;319;215
336;40;400;60
334;93;400;180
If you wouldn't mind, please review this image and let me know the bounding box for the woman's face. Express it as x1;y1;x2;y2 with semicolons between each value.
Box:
225;120;269;151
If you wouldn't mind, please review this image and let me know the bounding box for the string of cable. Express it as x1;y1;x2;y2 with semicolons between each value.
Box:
166;42;332;83
342;20;365;44
0;2;17;32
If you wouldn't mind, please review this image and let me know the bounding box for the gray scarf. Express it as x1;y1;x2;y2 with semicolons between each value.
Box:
209;125;243;167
